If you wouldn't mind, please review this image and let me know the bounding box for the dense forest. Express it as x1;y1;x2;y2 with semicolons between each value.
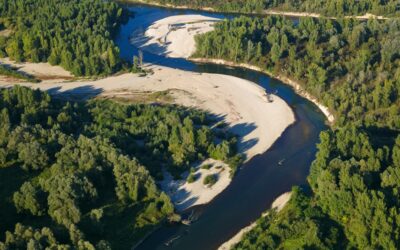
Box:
0;86;240;249
0;0;127;76
137;0;400;16
193;15;400;249
194;16;400;129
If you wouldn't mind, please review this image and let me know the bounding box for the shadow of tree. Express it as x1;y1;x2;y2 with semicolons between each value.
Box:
46;85;104;101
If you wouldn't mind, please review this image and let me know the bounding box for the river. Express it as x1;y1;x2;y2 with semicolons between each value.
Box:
115;4;327;250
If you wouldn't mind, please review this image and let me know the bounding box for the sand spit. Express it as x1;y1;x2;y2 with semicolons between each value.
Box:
0;14;296;211
191;58;335;123
130;14;220;58
0;64;294;210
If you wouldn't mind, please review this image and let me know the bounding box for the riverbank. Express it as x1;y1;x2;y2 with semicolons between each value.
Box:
0;58;74;83
129;13;333;123
218;192;292;250
0;62;295;210
123;0;390;20
190;58;335;123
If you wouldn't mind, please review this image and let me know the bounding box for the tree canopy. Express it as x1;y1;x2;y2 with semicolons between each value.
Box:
194;15;400;249
138;0;400;17
0;0;127;76
0;86;240;249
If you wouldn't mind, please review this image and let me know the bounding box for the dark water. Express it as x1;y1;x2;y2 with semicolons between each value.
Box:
115;5;326;250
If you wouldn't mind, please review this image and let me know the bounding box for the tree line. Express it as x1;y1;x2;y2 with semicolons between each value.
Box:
194;16;400;129
194;15;400;249
0;0;128;77
138;0;400;17
0;86;240;249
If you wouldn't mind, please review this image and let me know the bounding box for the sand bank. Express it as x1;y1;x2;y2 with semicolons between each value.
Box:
0;58;73;83
0;13;295;211
160;159;230;211
126;1;390;20
264;10;388;20
0;64;295;209
0;65;294;160
130;14;333;123
191;58;335;123
218;192;292;250
130;15;220;58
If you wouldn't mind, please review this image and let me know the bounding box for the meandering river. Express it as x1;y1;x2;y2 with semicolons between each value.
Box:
115;4;327;250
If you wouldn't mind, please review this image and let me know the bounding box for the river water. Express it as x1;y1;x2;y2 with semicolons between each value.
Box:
115;4;327;250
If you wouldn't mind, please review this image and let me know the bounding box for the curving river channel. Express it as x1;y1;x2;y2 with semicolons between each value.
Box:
115;4;327;250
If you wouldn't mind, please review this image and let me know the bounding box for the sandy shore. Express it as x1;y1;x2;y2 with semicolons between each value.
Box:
127;1;390;20
218;192;292;250
0;65;294;160
0;63;295;210
191;58;335;123
129;13;333;123
264;10;388;20
0;58;73;83
0;14;295;211
160;159;231;211
131;15;220;58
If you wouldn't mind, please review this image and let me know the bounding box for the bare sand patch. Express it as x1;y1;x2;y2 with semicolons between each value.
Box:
0;58;73;83
0;14;295;211
131;14;220;58
160;159;230;211
0;65;295;210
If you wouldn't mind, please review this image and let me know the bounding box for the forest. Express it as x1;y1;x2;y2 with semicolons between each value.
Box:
0;0;127;77
194;16;400;129
137;0;400;17
193;15;400;249
0;86;240;249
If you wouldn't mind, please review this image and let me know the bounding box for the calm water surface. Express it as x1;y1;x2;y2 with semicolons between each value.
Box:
115;5;327;250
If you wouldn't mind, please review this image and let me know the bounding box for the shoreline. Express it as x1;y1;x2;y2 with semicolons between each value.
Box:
218;192;292;250
190;58;335;124
0;63;296;211
122;1;390;20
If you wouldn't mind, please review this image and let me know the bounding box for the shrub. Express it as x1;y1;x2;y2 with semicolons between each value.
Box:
203;174;217;187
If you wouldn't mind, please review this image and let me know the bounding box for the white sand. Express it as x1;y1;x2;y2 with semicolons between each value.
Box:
160;159;230;211
191;58;335;123
0;65;294;210
0;14;295;211
0;58;73;82
219;192;292;250
131;15;220;58
0;65;294;160
264;10;388;20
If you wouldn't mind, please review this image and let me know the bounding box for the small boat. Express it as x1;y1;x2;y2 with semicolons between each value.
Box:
164;235;181;247
182;210;197;225
278;159;285;166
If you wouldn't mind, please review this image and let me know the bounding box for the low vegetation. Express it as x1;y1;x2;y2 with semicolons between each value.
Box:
203;174;217;187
